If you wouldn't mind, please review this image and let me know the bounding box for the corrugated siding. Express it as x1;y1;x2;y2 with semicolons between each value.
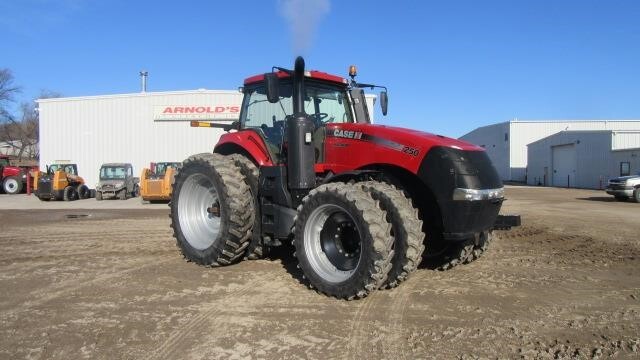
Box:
510;121;640;182
611;131;640;150
527;131;640;189
39;91;243;187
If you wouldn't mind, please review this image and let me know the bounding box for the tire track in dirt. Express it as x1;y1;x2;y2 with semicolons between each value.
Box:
345;291;385;359
145;274;268;360
382;277;419;360
1;257;175;321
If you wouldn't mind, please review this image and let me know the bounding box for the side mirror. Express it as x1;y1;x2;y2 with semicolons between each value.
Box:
265;73;280;103
380;91;388;116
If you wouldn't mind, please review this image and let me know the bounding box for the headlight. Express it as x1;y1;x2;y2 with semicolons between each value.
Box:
453;187;504;201
115;182;125;188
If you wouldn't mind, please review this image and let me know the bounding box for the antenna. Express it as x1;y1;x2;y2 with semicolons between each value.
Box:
139;71;148;92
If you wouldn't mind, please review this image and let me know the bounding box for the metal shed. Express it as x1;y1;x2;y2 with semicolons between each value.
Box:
36;90;243;188
527;130;640;189
459;120;640;182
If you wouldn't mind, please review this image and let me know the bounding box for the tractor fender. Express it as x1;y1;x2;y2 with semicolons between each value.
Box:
214;130;275;166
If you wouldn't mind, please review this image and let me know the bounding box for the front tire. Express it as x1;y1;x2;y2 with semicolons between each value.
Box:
96;191;103;201
359;181;425;289
633;188;640;203
293;183;394;300
170;153;253;266
3;176;22;194
118;189;127;200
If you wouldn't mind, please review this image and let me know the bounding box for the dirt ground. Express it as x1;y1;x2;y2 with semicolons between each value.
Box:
1;186;639;359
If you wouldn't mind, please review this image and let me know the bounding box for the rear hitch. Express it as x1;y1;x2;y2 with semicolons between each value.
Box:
493;214;521;230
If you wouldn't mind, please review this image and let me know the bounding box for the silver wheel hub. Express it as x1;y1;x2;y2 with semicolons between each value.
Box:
303;203;362;283
178;173;221;250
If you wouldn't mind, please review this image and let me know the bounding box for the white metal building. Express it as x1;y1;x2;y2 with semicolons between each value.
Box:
459;120;640;182
37;89;376;188
527;130;640;189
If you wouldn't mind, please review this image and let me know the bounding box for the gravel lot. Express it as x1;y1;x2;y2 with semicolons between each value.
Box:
0;186;639;359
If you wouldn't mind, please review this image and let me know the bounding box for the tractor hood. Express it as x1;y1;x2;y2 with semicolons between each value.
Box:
367;124;482;151
326;123;483;160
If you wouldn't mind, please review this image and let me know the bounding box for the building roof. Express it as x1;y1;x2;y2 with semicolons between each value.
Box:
36;89;240;104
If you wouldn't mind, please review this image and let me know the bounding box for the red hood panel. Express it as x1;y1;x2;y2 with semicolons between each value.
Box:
330;123;483;152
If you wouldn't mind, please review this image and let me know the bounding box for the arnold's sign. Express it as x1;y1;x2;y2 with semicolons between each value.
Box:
153;105;240;121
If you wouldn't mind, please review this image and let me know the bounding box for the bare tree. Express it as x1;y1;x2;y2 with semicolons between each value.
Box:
0;69;60;160
0;68;20;123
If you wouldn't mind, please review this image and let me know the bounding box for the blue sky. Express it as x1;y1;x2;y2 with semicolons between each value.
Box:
1;0;639;137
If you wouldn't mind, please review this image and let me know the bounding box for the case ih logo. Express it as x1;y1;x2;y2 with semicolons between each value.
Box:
154;105;240;121
333;129;363;139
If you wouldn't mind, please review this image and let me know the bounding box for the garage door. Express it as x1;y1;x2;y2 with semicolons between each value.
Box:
552;144;577;187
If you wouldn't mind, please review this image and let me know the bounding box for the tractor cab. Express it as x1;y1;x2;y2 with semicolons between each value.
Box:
239;67;387;164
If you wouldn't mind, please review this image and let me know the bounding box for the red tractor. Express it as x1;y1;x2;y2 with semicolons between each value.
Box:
0;155;29;194
171;57;517;299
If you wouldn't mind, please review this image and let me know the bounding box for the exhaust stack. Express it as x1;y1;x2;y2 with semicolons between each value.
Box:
287;56;316;200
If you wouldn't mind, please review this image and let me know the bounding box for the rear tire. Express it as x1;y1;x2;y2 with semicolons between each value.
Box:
228;153;263;260
63;186;77;201
3;176;22;194
170;153;253;266
293;183;394;300
77;185;90;199
359;181;425;289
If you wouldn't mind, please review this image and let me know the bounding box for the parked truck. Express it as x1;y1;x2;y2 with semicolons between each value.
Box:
95;163;139;200
170;57;518;299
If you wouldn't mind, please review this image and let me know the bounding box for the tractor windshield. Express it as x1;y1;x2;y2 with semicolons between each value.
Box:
100;166;126;180
240;81;353;150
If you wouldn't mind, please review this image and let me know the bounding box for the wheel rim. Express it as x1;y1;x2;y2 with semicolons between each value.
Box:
5;178;18;192
303;204;362;283
178;173;221;250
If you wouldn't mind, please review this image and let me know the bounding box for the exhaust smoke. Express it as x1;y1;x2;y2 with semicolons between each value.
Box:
278;0;330;54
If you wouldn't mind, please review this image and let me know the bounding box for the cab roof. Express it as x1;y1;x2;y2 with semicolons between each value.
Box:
244;70;348;86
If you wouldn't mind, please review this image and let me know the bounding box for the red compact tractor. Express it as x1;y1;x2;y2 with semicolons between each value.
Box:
171;57;518;299
0;155;31;194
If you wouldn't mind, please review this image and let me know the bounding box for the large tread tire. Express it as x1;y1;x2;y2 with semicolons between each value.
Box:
228;153;264;260
358;181;425;289
293;183;394;300
118;189;127;200
3;176;23;195
170;153;253;266
433;231;493;271
95;191;103;201
77;184;90;199
633;188;640;203
63;186;77;201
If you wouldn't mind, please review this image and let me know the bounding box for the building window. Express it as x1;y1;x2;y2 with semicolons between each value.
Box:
620;162;630;176
504;133;509;141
